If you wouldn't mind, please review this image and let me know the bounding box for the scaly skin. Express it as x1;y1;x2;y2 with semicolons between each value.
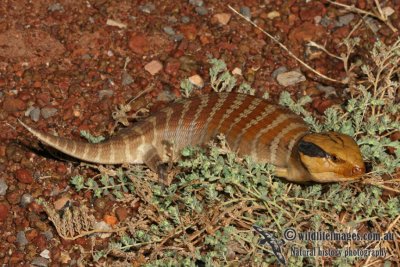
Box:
19;92;366;183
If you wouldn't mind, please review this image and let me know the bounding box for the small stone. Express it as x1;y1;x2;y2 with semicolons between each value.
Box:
139;3;155;14
267;11;280;19
320;16;331;27
20;193;34;207
93;221;112;238
106;19;127;29
2;97;26;113
121;72;134;86
271;66;288;79
179;24;197;40
189;0;203;7
129;33;148;55
240;6;251;19
40;249;50;259
98;89;114;99
42;231;53;241
31;257;49;267
188;74;204;88
173;34;184;42
195;6;208;16
336;13;354;27
0;203;9;221
41;107;58;119
48;3;64;12
382;6;395;17
316;84;337;97
213;13;231;25
29;107;41;122
181;16;190;23
144;60;163;75
15;168;34;184
276;70;306;86
163;26;175;36
0;179;7;196
232;67;242;76
16;231;28;247
168;16;178;23
115;207;128;221
53;196;70;210
103;214;118;226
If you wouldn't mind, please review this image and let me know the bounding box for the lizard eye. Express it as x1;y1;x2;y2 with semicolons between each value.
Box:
331;154;339;162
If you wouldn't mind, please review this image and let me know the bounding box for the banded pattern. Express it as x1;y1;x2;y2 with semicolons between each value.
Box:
19;92;310;170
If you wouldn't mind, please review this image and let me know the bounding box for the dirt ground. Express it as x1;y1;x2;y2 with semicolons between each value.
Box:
0;0;399;266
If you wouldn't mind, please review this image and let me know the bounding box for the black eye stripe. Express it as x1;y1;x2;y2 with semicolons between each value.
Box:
298;141;328;158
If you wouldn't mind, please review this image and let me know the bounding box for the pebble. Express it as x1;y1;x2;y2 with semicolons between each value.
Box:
163;26;175;36
320;16;331;27
276;70;306;86
103;214;118;226
93;221;112;238
128;33;148;55
0;179;8;196
271;66;288;79
48;3;64;12
16;231;28;247
189;0;203;7
139;3;155;14
41;107;58;119
43;231;53;241
168;16;178;23
115;207;128;221
15;168;34;184
31;257;49;267
53;196;70;210
181;16;190;24
213;13;231;25
188;74;204;88
267;11;280;19
2;97;27;113
316;84;337;97
40;249;50;259
232;67;242;76
0;203;9;221
144;60;163;75
29;107;41;122
336;14;354;27
195;6;208;16
173;34;184;42
20;193;34;207
121;72;134;86
98;89;114;99
240;6;251;19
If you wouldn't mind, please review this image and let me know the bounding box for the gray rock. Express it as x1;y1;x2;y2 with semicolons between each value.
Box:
240;6;251;19
20;193;33;207
181;16;190;24
189;0;203;7
139;3;155;14
31;257;49;267
168;16;178;23
195;6;208;16
98;89;114;99
320;16;332;27
276;70;306;87
42;230;53;241
121;72;134;86
336;13;354;27
16;231;28;247
163;26;175;36
41;107;58;119
271;66;288;79
48;3;64;12
0;179;7;196
173;34;184;42
29;107;41;122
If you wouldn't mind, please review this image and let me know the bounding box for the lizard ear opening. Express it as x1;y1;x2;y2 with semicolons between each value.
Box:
298;140;327;158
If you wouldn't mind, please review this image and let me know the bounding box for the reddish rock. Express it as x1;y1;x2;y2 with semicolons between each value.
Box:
0;203;9;221
179;24;197;41
15;169;34;184
6;190;22;205
288;22;325;45
115;207;128;221
299;2;326;21
165;59;181;76
144;60;163;75
312;98;334;114
128;33;148;55
33;234;47;251
103;214;118;226
2;97;27;113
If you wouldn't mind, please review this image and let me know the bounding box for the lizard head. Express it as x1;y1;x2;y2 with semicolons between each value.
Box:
297;132;365;183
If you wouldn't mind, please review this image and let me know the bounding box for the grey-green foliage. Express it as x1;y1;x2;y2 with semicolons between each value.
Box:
70;168;135;199
80;130;106;143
